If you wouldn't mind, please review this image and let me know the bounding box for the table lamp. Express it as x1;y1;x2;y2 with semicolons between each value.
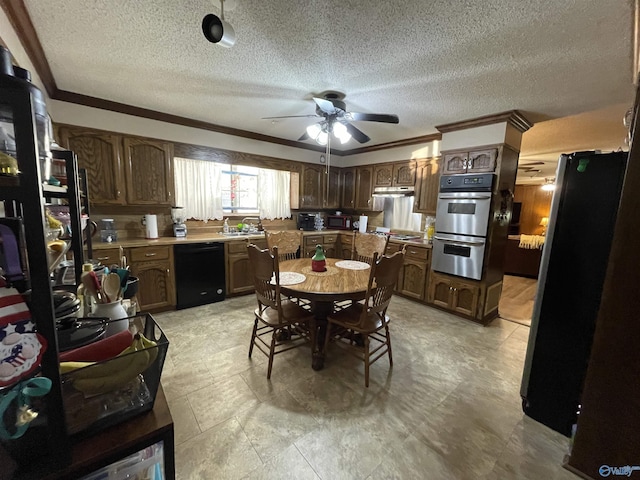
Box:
539;216;549;235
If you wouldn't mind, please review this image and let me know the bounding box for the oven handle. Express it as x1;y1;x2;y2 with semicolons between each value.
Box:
433;236;485;246
437;195;492;200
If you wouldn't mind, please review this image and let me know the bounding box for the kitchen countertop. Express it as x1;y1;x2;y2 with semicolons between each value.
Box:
92;230;432;249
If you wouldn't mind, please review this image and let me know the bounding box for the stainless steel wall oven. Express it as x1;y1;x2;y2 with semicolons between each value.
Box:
432;173;495;280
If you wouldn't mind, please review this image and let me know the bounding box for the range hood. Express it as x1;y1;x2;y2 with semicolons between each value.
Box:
372;186;415;197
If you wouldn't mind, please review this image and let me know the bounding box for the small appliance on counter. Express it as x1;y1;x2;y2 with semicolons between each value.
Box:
326;214;351;230
171;206;187;237
297;213;316;231
100;218;118;243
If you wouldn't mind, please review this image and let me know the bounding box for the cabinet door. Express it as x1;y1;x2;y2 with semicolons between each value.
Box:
393;162;416;186
58;127;126;205
326;168;340;209
123;138;175;205
131;259;176;310
300;164;324;208
340;234;353;259
427;272;452;309
341;168;355;209
442;152;468;174
227;253;254;294
354;166;373;210
467;149;497;173
400;260;427;300
373;164;394;187
451;282;479;316
414;159;440;215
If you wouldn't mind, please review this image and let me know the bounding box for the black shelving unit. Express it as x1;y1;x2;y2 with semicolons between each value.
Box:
1;79;72;476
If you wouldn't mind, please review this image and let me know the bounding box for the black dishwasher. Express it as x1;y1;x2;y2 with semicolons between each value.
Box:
174;242;225;309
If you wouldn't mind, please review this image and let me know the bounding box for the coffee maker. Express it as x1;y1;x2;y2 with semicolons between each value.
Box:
171;207;187;237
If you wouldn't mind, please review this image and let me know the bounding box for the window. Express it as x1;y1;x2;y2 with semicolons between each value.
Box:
221;165;259;214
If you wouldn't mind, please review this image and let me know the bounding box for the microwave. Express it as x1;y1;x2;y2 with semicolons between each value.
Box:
326;215;351;230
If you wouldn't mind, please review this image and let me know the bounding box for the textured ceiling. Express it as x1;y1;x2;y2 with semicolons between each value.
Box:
23;0;635;178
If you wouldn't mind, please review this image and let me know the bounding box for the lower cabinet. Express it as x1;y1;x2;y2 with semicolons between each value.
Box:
427;271;480;317
226;239;267;295
127;245;176;311
339;233;353;259
303;234;336;258
92;247;121;266
398;245;431;301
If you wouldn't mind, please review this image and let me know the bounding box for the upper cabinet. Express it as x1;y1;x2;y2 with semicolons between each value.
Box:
442;148;497;175
354;166;375;210
414;158;440;215
341;167;355;209
123;138;174;206
57;126;175;207
58;127;126;205
373;161;416;187
299;164;342;210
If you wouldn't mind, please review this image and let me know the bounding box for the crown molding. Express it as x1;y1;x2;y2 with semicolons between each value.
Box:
435;110;533;134
346;133;442;155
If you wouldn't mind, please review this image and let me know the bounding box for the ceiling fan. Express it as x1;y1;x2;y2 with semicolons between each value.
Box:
263;92;399;145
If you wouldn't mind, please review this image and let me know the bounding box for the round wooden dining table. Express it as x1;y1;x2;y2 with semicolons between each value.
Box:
278;257;372;370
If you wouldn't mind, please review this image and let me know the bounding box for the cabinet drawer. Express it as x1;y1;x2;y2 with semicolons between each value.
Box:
323;235;337;244
93;247;121;265
129;246;170;262
227;239;266;255
304;235;324;246
405;246;430;261
385;243;403;255
341;233;353;245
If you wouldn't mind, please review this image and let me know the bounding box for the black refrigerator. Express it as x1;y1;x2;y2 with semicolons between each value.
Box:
520;151;628;437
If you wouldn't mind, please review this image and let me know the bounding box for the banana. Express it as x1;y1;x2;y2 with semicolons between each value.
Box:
60;361;95;374
68;333;159;396
73;349;149;396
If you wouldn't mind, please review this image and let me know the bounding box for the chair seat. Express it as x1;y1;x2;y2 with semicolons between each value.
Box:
255;299;313;326
327;303;388;333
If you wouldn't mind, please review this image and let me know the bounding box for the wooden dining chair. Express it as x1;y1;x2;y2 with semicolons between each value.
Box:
324;249;405;387
264;230;302;261
352;232;389;265
247;244;312;379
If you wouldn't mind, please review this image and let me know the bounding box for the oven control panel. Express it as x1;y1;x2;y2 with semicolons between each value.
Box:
440;173;495;192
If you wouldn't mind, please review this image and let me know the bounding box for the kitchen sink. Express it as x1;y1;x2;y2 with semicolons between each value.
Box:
222;231;260;237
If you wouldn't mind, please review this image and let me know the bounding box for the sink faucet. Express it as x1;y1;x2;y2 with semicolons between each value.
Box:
241;217;262;232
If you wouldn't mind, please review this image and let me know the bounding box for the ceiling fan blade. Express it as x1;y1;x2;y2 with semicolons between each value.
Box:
298;131;310;142
262;114;319;120
344;123;370;144
348;112;399;124
313;97;339;115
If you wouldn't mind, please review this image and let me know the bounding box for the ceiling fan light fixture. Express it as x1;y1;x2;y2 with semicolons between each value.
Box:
333;122;351;144
541;177;556;191
316;131;328;145
306;123;322;138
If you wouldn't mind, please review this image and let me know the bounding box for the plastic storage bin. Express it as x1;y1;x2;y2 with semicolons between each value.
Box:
80;440;165;480
61;313;168;436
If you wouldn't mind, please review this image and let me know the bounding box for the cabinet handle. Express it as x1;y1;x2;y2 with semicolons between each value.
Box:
462;159;467;168
97;256;109;261
145;252;157;257
116;190;121;198
166;269;170;274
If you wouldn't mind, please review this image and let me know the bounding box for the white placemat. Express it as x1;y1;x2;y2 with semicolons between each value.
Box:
335;260;371;270
271;272;307;285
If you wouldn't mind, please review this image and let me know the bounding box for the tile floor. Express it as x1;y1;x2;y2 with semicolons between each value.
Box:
155;295;577;480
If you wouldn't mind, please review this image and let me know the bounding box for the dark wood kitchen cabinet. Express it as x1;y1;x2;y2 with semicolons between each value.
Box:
341;167;356;209
58;126;175;207
373;161;416;187
57;127;126;205
413;158;440;215
354;166;375;210
302;234;337;258
299;163;339;209
427;271;480;317
339;233;353;259
398;245;431;301
123;137;174;206
226;239;267;295
442;148;497;175
127;245;176;311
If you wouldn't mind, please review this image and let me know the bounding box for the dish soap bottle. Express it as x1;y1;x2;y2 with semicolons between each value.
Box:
311;245;326;272
223;218;229;234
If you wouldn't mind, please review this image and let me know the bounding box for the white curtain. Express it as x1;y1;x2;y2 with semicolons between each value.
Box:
174;157;224;222
392;196;422;232
258;168;291;220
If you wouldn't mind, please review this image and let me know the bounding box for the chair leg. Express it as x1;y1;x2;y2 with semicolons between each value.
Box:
385;325;393;367
364;335;370;388
267;328;277;379
248;317;258;358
